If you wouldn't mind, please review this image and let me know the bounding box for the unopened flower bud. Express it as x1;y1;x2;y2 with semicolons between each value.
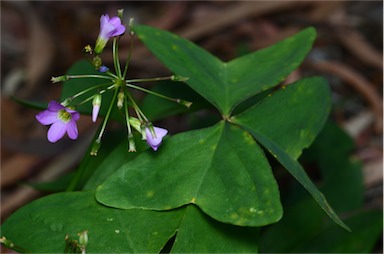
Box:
92;56;102;70
117;91;125;109
129;18;135;36
140;124;147;140
117;9;124;19
178;99;193;108
78;230;88;247
0;236;14;249
51;75;69;83
90;138;101;156
128;134;136;152
128;117;141;132
92;94;102;122
171;75;189;82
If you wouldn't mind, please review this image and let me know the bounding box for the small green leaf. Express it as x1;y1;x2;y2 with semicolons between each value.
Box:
134;25;316;115
1;191;183;253
96;121;282;226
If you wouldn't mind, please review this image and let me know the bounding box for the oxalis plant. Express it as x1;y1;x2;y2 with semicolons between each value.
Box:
1;10;351;253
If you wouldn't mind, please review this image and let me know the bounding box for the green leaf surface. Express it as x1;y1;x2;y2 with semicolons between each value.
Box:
232;77;331;160
1;192;183;253
96;121;282;227
295;210;382;253
11;96;48;110
301;121;364;212
134;25;316;115
231;77;348;229
83;133;148;190
1;192;260;253
243;130;349;231
171;205;259;253
66;130;128;191
260;199;382;253
259;198;325;252
260;122;382;253
27;172;75;192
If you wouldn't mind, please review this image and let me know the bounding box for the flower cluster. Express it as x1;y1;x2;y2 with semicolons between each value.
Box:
36;10;190;154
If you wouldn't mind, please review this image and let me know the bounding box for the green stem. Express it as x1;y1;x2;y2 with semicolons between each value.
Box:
105;71;119;79
126;91;148;123
125;76;174;83
73;84;115;107
112;38;122;78
126;83;192;108
67;74;114;80
65;125;100;191
67;82;111;100
65;89;118;191
122;35;134;79
124;96;136;152
96;88;119;142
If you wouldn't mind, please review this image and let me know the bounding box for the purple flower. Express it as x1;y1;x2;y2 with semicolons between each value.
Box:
145;127;168;151
36;101;80;143
94;14;126;54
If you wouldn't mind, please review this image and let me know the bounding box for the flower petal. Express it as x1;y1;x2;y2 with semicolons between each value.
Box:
92;105;100;122
109;25;126;37
47;121;67;143
36;110;58;125
100;14;109;29
66;120;79;140
109;16;122;27
146;127;168;150
47;100;64;112
70;110;80;122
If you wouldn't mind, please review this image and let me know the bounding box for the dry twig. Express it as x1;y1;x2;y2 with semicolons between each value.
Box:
309;60;383;133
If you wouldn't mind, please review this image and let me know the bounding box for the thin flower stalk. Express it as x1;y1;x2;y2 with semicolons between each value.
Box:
90;88;119;156
126;83;192;108
112;38;122;78
124;97;136;152
122;33;134;79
